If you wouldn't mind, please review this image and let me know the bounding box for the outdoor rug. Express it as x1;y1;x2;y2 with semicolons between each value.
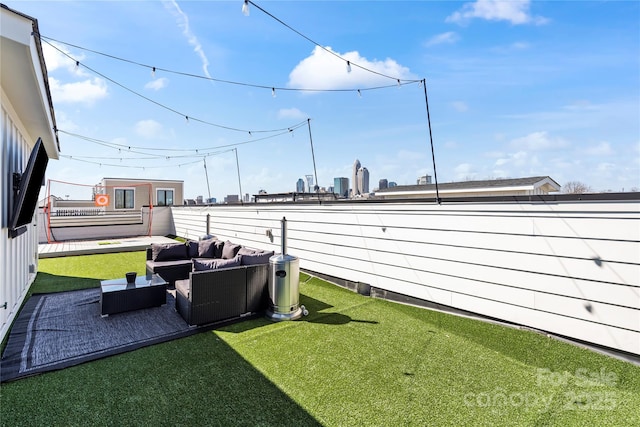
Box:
1;288;208;382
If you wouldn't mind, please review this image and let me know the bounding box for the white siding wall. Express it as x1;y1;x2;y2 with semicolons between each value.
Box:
36;206;175;243
171;199;640;355
0;105;39;340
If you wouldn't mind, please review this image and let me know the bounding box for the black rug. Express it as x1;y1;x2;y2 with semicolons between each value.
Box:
1;288;202;382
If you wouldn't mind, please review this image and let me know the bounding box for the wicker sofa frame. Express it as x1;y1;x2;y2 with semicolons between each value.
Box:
175;263;269;326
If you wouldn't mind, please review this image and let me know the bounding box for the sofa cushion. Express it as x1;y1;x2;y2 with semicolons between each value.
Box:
192;256;242;271
175;279;190;298
151;242;188;261
213;240;225;258
240;250;274;266
221;241;242;259
198;238;218;258
238;247;258;256
186;240;199;258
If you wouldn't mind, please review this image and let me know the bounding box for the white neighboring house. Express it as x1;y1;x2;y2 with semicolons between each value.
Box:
375;176;561;199
1;5;59;341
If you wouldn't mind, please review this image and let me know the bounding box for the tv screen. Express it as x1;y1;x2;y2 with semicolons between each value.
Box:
9;138;49;234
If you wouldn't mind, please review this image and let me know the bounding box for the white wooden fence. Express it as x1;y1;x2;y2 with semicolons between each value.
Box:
171;196;640;356
37;206;175;243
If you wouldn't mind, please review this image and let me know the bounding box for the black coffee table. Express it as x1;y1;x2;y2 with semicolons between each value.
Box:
100;274;167;316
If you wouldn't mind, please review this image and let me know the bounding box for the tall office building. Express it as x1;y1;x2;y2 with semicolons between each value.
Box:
358;167;370;194
296;178;305;193
352;159;361;196
379;179;388;190
334;177;349;198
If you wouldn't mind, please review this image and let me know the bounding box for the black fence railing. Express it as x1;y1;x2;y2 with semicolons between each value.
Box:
51;209;105;217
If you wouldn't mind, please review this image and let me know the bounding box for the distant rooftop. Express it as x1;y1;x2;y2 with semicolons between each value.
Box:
376;176;561;198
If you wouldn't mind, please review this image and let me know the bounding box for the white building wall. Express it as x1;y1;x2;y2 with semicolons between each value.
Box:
37;206;175;243
0;104;39;340
171;198;640;355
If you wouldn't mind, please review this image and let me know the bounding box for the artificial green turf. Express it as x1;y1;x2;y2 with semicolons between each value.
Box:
32;251;148;294
1;252;638;426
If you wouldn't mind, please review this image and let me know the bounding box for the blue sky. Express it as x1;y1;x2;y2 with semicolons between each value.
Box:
10;0;640;200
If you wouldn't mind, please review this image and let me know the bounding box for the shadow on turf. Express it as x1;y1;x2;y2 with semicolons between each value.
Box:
218;293;378;334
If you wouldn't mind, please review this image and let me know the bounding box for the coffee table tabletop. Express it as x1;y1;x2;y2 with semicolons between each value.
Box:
100;274;168;316
101;274;167;292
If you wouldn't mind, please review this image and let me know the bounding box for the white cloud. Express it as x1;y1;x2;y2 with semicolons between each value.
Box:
597;162;616;172
491;41;531;54
134;120;164;139
145;78;169;91
164;0;211;78
42;42;87;76
510;131;569;151
52;111;79;132
585;141;613;156
49;77;108;105
277;108;307;120
451;101;469;112
446;0;548;25
288;46;415;90
454;163;477;180
444;141;460;149
425;32;460;47
494;150;528;167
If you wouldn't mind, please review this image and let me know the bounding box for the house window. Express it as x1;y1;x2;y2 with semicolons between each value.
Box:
114;188;135;209
157;189;174;206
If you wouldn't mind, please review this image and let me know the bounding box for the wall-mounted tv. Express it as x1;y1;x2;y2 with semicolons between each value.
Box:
9;138;49;238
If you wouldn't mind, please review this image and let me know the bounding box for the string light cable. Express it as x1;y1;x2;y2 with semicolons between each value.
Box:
40;37;304;134
242;0;421;84
36;32;421;94
55;122;307;160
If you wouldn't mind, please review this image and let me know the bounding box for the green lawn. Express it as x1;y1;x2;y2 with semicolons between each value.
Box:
1;252;638;426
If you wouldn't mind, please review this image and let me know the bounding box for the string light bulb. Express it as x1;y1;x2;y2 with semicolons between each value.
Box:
272;87;276;97
357;89;361;97
346;61;351;73
242;0;250;16
151;67;156;78
74;60;79;71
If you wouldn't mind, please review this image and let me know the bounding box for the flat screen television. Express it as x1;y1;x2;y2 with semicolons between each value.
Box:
9;138;49;237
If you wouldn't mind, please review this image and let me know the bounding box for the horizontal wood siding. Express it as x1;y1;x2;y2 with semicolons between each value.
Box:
171;198;640;355
0;106;38;341
37;207;174;243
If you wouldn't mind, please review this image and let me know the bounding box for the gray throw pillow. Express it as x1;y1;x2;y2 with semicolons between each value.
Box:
186;240;199;258
213;240;225;258
192;256;242;271
238;247;259;256
152;243;188;261
221;241;242;259
240;250;274;266
198;239;218;258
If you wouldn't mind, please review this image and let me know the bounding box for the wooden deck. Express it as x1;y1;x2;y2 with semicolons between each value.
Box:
38;236;178;258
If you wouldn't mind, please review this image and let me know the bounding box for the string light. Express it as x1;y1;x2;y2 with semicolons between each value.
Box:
38;34;421;96
357;89;361;97
40;39;306;134
74;60;79;71
242;0;420;84
272;87;276;97
346;61;351;73
151;66;156;78
56;123;307;156
242;0;250;16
